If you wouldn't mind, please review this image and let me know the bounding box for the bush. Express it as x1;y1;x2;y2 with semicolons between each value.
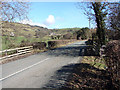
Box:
85;39;93;45
48;41;58;48
8;43;16;49
33;42;46;50
48;40;75;48
81;36;87;40
112;32;120;40
63;33;72;39
105;40;120;89
20;40;32;47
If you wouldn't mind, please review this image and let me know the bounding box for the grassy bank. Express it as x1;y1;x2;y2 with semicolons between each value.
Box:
63;56;115;89
81;56;107;70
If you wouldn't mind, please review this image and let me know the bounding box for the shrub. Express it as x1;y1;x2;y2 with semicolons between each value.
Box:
85;39;93;45
33;42;46;50
48;41;57;48
8;43;16;49
20;40;31;47
63;33;72;39
105;40;120;89
48;40;75;48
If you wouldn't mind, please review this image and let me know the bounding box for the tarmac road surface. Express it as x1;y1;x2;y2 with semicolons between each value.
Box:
1;40;87;88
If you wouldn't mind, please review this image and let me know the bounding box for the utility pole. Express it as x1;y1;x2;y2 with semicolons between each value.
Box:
89;17;90;29
89;17;91;30
88;17;92;39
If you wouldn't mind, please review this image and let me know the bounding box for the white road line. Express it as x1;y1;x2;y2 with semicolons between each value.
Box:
0;58;50;81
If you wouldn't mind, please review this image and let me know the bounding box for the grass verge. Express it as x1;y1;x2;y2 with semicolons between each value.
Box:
62;56;115;89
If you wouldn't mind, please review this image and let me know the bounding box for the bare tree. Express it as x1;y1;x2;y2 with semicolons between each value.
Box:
0;0;30;22
0;0;30;50
106;3;120;40
108;3;120;31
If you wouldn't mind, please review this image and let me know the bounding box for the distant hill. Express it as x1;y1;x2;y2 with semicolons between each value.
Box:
51;28;82;34
1;21;82;38
1;21;90;50
2;21;50;38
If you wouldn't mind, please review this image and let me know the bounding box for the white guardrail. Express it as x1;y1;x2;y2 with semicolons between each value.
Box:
0;46;33;60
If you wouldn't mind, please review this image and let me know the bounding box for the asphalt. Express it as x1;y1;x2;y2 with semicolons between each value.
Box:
1;40;87;88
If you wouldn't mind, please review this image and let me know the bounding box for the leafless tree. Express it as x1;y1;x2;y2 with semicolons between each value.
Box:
0;0;30;22
108;3;120;31
0;0;30;50
105;3;120;40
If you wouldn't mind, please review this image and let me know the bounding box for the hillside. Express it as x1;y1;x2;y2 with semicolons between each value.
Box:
2;21;50;38
2;21;82;38
1;21;83;50
50;28;82;35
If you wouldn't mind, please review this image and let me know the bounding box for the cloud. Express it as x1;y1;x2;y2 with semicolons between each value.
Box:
19;19;47;27
19;15;56;28
44;15;55;26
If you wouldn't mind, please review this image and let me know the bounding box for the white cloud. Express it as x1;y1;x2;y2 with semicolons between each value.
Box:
44;15;55;26
19;15;56;28
19;19;47;28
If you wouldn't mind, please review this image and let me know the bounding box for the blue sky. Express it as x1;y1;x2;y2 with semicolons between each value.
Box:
21;2;90;29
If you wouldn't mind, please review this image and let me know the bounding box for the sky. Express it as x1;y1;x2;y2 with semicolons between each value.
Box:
20;2;91;29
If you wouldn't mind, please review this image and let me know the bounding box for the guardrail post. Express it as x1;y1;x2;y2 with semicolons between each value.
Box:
100;45;106;57
5;50;7;56
17;49;18;56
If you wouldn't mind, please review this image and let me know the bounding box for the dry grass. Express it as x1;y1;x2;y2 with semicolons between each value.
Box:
62;56;115;89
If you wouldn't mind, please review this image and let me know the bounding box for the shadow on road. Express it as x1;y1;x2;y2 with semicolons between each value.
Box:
42;64;76;89
42;63;112;89
44;45;97;57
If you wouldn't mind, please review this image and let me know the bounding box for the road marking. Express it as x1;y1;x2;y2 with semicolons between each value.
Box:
0;58;50;81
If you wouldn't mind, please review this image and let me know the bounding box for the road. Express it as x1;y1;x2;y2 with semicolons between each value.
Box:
1;40;87;88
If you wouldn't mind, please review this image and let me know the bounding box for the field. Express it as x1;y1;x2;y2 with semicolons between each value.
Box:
2;35;54;50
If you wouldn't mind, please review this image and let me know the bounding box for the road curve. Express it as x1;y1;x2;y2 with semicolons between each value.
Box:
1;40;86;88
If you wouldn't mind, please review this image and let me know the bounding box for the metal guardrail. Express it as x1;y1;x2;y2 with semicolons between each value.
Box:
0;46;33;60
